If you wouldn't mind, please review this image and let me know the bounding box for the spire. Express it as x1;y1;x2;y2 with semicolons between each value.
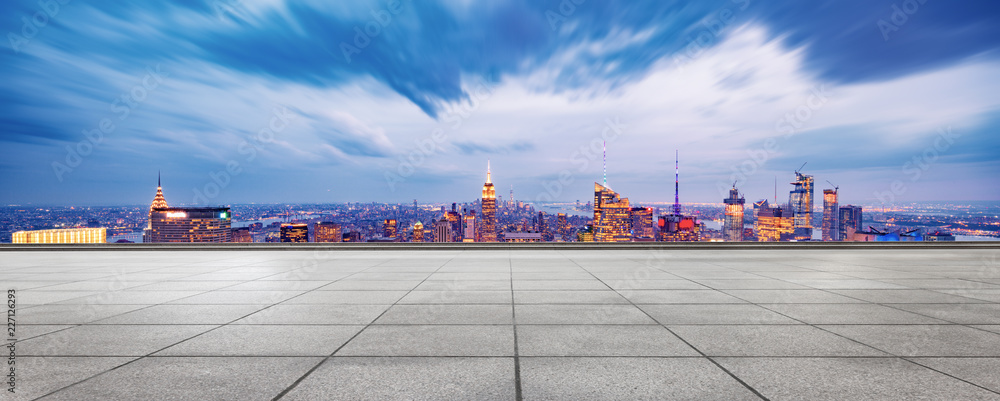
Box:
150;173;168;213
486;159;492;184
603;141;607;187
673;150;681;215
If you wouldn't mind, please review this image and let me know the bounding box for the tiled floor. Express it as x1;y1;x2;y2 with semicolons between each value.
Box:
3;247;1000;400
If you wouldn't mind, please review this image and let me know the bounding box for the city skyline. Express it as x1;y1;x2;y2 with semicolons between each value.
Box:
2;1;1000;206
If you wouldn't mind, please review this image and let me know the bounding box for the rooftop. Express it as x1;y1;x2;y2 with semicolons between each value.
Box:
4;245;1000;400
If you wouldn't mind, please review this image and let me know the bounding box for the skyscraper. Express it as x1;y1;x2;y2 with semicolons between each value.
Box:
657;151;700;242
822;189;839;241
630;207;654;239
314;222;342;242
723;186;745;242
463;212;476;242
383;219;398;239
147;207;232;243
412;221;424;243
839;205;863;241
557;213;569;242
789;170;814;240
593;182;632;242
446;205;462;242
231;227;252;243
480;161;497;242
280;223;308;243
755;204;794;242
435;218;451;242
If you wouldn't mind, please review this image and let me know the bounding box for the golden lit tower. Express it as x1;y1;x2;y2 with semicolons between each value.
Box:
723;185;745;241
480;160;498;242
150;171;169;214
822;187;839;241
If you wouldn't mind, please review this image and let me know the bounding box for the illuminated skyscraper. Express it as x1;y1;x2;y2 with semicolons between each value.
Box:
413;221;425;243
314;222;342;243
280;223;308;243
150;172;168;214
593;182;632;242
557;213;569;242
631;207;654;239
822;189;839;241
755;205;794;242
147;208;232;243
723;186;745;242
435;218;452;242
839;205;863;241
480;161;497;242
446;205;462;242
463;212;476;242
13;228;106;244
789;171;814;240
383;219;398;239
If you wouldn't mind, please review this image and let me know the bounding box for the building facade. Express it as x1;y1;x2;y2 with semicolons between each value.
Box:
723;186;745;242
658;214;700;242
593;183;632;242
147;207;232;243
789;172;814;240
434;218;452;242
12;227;106;244
480;162;498;242
755;205;794;242
839;205;863;241
822;189;839;241
314;222;342;243
412;221;424;243
280;223;308;243
231;227;252;243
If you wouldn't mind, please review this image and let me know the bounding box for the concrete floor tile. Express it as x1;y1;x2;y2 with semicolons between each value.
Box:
156;325;363;356
92;304;266;325
282;290;407;304
640;304;799;325
519;357;761;400
722;289;867;304
282;357;516;401
374;304;513;325
621;289;746;304
717;357;1000;401
337;325;514;356
910;357;1000;393
514;290;628;304
887;303;1000;324
669;325;887;357
10;357;136;400
18;324;216;356
518;325;699;356
515;304;656;325
40;357;321;401
821;325;1000;356
234;304;389;325
762;303;948;324
400;290;512;304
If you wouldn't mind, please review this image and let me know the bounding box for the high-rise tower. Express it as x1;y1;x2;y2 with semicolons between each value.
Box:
480;160;497;242
723;185;745;242
673;151;681;215
150;172;169;214
789;169;814;240
822;188;839;241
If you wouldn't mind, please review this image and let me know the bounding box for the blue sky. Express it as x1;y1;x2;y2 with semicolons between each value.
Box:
1;0;999;206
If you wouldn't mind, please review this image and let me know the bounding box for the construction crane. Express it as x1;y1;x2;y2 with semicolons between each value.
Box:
795;162;807;174
826;180;839;193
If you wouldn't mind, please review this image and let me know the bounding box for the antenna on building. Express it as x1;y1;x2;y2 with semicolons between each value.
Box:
774;176;777;205
158;170;161;187
603;141;607;187
673;150;681;215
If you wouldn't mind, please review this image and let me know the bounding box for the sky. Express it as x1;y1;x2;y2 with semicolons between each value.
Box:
1;0;999;207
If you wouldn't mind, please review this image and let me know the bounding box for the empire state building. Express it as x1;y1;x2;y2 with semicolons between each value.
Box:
479;161;497;242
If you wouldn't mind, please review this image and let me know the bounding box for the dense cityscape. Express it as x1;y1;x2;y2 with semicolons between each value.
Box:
5;158;999;244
